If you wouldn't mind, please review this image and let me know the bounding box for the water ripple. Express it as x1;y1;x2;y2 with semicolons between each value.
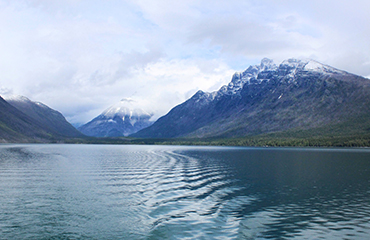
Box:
1;145;370;239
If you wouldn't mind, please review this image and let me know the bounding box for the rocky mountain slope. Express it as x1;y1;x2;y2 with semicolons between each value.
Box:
0;95;82;142
5;95;83;138
133;58;370;139
78;98;153;137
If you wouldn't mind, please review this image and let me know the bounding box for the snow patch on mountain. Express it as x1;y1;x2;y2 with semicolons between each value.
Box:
78;98;154;137
5;95;51;110
191;58;349;104
303;60;346;74
102;98;152;119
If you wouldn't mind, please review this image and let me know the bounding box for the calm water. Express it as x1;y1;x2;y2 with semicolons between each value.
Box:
0;145;370;239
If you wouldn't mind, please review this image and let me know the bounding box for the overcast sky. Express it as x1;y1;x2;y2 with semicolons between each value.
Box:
1;0;370;125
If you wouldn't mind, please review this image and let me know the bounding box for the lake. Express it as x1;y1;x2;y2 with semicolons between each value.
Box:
0;144;370;239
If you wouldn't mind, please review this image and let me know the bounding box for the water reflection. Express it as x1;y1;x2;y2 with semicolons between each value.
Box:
0;145;370;239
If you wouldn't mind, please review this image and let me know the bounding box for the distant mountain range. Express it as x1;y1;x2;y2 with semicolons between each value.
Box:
78;98;153;137
2;58;370;145
132;58;370;139
0;95;83;142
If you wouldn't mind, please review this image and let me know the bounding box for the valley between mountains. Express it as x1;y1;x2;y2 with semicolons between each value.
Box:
1;58;370;146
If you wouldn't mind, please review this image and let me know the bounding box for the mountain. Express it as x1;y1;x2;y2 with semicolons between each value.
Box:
0;95;71;143
5;95;84;138
132;58;370;139
78;98;153;137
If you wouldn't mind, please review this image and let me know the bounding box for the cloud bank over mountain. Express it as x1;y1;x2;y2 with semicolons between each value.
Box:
1;0;370;124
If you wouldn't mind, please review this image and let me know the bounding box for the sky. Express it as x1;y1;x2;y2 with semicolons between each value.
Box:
1;0;370;125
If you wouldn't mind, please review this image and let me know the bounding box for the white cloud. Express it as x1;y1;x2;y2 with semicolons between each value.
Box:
30;57;235;124
1;0;370;125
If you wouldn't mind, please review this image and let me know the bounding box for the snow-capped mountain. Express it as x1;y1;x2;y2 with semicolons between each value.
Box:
133;58;370;138
197;58;348;102
78;98;154;137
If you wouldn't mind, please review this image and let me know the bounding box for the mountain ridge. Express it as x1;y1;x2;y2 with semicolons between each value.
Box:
132;58;370;139
0;96;61;142
5;95;84;138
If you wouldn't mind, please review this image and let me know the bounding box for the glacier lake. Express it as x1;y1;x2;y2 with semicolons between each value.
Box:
1;144;370;239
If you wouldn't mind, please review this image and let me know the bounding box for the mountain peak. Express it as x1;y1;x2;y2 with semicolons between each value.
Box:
5;95;32;103
303;59;346;74
221;58;277;95
277;58;346;75
5;95;50;109
279;58;313;71
102;98;152;119
4;95;84;139
133;57;370;139
223;58;342;96
260;58;277;71
79;98;154;137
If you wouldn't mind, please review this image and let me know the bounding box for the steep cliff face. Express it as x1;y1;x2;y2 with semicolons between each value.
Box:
133;58;370;138
78;99;153;137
